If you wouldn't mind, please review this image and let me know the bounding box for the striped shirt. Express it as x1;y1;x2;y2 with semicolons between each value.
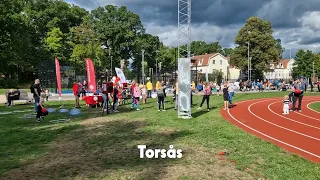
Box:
282;99;290;104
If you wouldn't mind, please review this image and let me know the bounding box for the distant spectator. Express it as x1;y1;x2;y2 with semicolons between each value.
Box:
73;82;80;108
6;89;20;107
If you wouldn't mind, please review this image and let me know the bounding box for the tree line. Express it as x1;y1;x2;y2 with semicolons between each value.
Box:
1;1;319;87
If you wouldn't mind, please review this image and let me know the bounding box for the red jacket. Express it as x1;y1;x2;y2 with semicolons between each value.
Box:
73;84;79;95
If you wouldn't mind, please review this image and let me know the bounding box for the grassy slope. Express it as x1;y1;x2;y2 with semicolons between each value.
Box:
0;92;320;179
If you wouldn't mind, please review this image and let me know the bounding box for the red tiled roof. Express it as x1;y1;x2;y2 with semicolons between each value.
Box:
279;59;290;69
191;53;217;67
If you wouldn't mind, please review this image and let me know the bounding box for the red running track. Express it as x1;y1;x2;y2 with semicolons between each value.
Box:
220;96;320;163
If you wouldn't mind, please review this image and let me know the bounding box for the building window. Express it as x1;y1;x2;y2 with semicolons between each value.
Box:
198;59;203;65
220;60;222;65
213;60;215;64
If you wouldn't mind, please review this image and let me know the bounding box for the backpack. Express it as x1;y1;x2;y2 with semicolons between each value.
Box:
30;83;35;93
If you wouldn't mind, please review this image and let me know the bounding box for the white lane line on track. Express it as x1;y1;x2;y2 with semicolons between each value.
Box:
227;107;320;159
307;101;320;114
292;100;320;121
267;102;320;130
247;100;320;141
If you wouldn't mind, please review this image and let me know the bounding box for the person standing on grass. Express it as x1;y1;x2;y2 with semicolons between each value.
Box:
32;79;41;113
72;82;80;108
36;98;48;122
197;82;211;111
142;85;147;104
223;84;229;110
112;84;119;112
131;83;141;111
146;80;153;98
291;77;306;112
157;83;166;111
228;81;235;107
101;80;109;112
174;80;179;110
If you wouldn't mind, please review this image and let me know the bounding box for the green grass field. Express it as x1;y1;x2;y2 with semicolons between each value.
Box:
1;92;320;179
309;102;320;112
0;89;6;95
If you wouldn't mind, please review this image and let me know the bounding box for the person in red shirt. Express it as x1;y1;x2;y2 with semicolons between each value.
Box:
130;80;136;103
73;82;80;108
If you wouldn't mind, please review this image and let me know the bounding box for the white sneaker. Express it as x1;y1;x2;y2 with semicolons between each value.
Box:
197;107;201;110
162;109;166;111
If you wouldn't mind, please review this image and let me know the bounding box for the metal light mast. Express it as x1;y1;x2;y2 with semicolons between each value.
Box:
178;0;191;59
177;0;192;118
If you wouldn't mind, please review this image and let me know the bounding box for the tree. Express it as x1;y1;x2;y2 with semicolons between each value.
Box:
88;5;145;71
44;27;64;57
314;54;320;77
188;41;223;56
292;50;317;79
132;33;161;81
275;39;285;59
222;48;233;57
231;17;279;80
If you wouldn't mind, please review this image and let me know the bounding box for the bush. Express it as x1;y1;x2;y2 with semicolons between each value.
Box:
0;78;19;88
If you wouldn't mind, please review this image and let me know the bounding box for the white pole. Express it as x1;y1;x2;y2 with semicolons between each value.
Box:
313;62;315;82
247;42;250;82
290;48;292;59
142;49;145;85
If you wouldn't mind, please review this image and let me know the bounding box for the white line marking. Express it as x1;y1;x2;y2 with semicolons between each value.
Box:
247;100;320;140
307;101;320;114
227;102;320;159
267;102;320;130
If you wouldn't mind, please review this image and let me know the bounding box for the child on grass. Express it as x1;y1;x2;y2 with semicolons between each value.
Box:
142;85;147;104
282;95;290;115
36;98;48;122
223;84;229;110
131;83;141;110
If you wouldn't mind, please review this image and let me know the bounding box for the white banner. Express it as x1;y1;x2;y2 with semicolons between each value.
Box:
115;68;127;83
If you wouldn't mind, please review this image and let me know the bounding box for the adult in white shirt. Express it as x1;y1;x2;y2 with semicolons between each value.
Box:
234;81;240;91
228;81;235;105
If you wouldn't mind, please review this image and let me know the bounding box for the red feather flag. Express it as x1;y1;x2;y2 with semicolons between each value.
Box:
55;58;62;96
85;58;97;93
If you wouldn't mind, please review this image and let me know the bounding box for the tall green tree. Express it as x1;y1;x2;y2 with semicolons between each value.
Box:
292;50;317;79
275;39;285;59
88;5;145;71
187;41;223;56
222;48;233;57
44;27;64;57
132;33;161;81
231;17;279;80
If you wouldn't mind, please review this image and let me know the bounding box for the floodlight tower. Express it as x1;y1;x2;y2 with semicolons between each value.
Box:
178;0;191;59
177;0;192;118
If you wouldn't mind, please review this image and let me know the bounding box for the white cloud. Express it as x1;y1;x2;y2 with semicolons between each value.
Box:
145;22;239;48
299;11;320;31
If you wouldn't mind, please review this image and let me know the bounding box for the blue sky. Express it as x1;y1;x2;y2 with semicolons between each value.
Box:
65;0;320;59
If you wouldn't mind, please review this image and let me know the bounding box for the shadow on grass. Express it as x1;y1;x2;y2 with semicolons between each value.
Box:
191;106;218;118
2;119;192;179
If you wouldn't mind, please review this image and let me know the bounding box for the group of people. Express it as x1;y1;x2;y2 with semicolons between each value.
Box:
192;81;235;111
